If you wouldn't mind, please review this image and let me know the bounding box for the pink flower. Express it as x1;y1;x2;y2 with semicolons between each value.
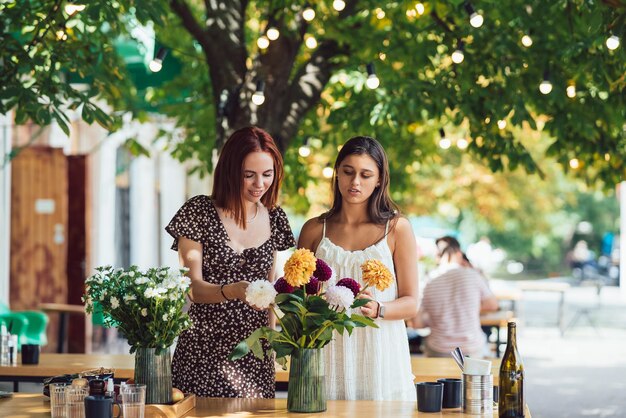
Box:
306;277;321;295
274;277;294;294
336;278;361;297
314;259;333;282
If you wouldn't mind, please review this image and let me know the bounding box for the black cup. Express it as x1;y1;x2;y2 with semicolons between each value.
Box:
21;344;40;365
437;378;462;408
416;381;443;412
84;395;121;418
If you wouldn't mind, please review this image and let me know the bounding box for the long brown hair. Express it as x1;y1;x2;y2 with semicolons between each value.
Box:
322;136;399;225
212;126;284;228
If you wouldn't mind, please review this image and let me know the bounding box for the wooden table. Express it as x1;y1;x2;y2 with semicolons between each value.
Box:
1;354;498;391
38;303;89;353
0;394;531;417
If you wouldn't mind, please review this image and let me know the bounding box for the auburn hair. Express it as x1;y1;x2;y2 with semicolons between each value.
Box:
321;136;399;225
212;126;284;229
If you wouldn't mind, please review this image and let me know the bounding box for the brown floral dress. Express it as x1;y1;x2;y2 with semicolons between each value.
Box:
165;195;295;397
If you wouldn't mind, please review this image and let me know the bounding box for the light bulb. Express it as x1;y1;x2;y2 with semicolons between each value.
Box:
566;82;576;98
539;80;552;94
569;158;580;169
375;8;385;19
149;59;163;72
366;75;380;89
305;35;317;49
439;138;452;149
56;30;68;41
257;36;270;49
298;145;311;157
303;7;315;21
605;153;611;161
521;35;533;47
333;0;346;11
64;3;86;15
267;28;280;41
415;3;425;15
451;49;464;64
251;92;265;106
497;120;507;129
469;13;483;28
456;138;469;149
606;35;620;50
322;165;334;178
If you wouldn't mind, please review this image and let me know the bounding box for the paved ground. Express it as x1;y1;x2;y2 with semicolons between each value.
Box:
4;281;626;417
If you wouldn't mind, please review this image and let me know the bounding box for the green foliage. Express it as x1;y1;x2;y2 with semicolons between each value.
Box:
229;287;377;367
83;265;192;354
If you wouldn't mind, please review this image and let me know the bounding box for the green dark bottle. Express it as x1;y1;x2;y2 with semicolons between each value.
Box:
499;321;524;418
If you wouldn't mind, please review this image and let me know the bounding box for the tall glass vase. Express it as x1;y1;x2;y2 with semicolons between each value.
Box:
287;348;326;412
134;347;172;404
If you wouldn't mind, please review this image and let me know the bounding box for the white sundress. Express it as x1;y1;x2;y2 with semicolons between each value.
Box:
315;220;416;401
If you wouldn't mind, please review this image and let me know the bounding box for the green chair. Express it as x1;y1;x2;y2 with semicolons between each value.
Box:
0;302;49;349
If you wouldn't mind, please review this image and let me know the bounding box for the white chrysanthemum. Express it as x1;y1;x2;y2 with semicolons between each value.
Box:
123;294;136;302
110;296;120;309
141;308;148;317
325;285;355;310
135;277;149;285
144;287;157;298
129;271;135;277
245;280;277;309
162;313;169;321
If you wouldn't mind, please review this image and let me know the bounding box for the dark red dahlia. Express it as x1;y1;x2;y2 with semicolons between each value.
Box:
314;259;333;282
274;277;294;294
305;277;321;295
336;278;361;297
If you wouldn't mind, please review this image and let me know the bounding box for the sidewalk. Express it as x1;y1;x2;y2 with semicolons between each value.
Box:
513;284;626;418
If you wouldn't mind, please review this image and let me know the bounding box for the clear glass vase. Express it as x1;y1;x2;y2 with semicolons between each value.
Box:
134;347;172;404
287;348;326;412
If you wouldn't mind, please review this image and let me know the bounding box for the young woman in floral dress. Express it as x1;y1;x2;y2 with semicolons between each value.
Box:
298;136;419;401
166;126;295;397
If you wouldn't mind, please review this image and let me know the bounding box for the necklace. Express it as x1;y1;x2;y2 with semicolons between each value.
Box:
246;203;260;224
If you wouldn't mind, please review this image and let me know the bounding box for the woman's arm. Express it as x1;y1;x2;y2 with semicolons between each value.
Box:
178;237;249;304
376;217;419;320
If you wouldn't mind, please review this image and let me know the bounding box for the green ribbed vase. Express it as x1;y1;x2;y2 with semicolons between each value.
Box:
287;348;326;413
134;347;172;404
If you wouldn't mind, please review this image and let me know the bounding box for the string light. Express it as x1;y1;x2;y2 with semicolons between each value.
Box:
302;5;316;21
322;164;334;178
606;34;620;50
464;2;483;28
497;119;507;129
521;34;533;47
305;35;317;49
251;80;265;106
438;129;451;149
257;36;270;49
566;80;576;98
605;153;611;161
451;40;465;64
375;8;386;19
149;47;168;72
456;138;469;150
415;3;425;15
56;29;68;41
64;1;85;15
298;137;312;157
539;71;552;94
333;0;346;12
266;27;280;41
569;158;580;169
365;63;380;89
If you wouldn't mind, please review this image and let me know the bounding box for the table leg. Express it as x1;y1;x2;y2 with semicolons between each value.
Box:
13;380;19;392
57;312;68;353
495;326;502;357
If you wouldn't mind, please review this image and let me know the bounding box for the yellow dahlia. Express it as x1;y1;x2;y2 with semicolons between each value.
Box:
284;248;317;288
361;259;394;291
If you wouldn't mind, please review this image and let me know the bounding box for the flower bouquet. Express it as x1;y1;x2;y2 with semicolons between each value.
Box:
83;265;192;404
229;249;393;411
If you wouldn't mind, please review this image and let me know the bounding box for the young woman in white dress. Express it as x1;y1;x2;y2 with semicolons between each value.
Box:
298;136;419;401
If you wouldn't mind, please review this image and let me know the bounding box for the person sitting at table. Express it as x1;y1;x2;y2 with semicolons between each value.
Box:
412;236;498;358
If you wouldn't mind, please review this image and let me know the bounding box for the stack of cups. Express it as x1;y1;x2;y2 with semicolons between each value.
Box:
462;358;493;415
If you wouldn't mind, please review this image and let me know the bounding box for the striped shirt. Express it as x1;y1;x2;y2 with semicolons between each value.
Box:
421;265;493;355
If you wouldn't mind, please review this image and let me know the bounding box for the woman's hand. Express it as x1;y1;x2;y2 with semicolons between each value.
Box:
359;289;379;319
223;281;265;310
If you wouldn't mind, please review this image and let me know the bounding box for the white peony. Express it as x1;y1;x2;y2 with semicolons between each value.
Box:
245;280;277;309
325;285;355;311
